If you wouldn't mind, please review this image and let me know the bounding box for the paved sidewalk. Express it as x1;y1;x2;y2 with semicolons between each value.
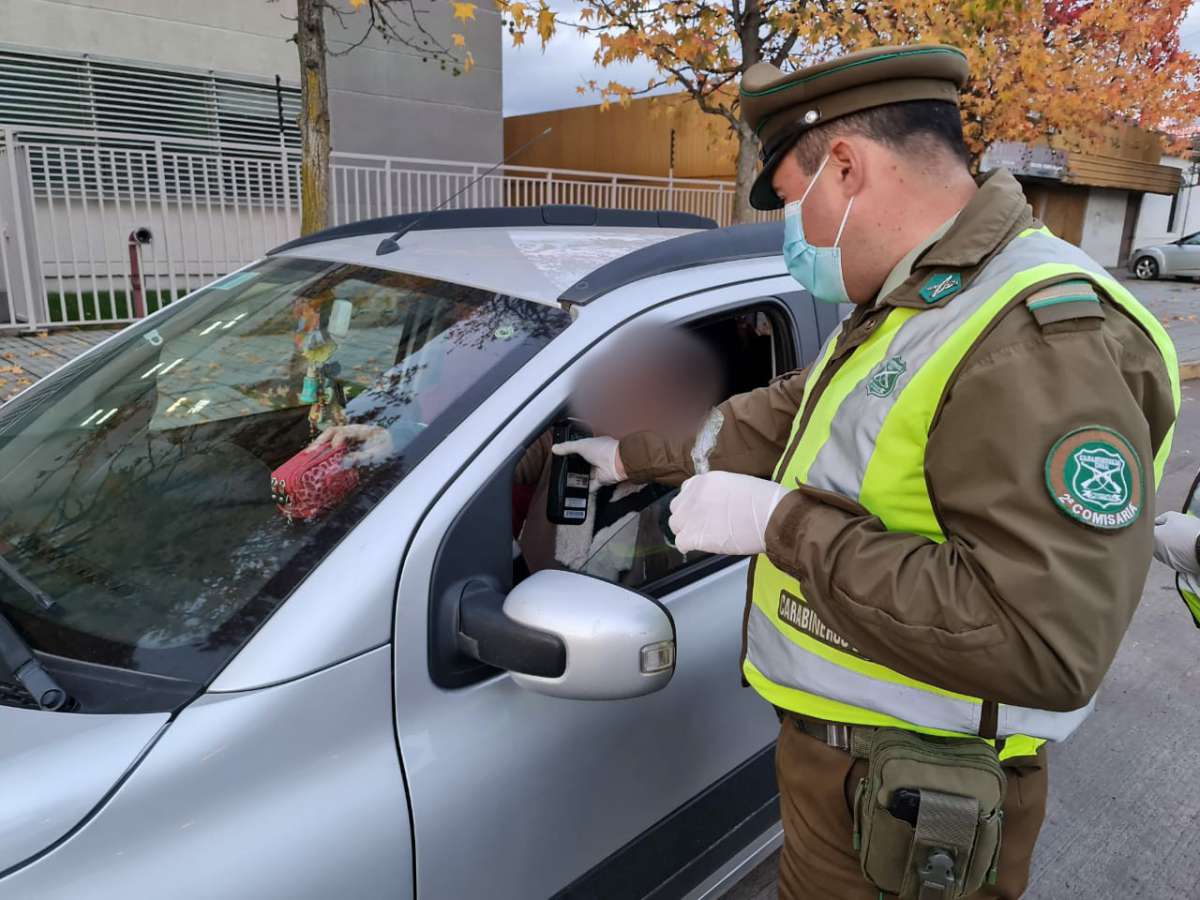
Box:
0;328;118;403
1112;270;1200;369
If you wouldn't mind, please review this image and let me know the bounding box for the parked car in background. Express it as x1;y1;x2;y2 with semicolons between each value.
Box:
1129;231;1200;280
0;205;842;900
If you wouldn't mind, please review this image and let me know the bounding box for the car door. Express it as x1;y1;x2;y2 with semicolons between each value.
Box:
1176;232;1200;274
1161;231;1199;275
392;272;837;900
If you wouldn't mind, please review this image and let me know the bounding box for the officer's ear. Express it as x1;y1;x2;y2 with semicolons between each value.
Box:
827;136;866;199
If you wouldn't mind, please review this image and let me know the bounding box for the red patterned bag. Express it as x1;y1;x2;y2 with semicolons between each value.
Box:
270;442;360;522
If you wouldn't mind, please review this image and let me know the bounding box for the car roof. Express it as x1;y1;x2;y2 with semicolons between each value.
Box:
274;224;696;307
270;205;785;308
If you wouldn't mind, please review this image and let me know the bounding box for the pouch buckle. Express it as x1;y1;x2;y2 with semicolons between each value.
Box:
918;848;957;899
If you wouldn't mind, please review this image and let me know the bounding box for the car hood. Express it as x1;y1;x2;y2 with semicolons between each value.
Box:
0;706;168;873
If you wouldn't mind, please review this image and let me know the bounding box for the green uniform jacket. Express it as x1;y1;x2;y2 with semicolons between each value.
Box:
618;169;1177;716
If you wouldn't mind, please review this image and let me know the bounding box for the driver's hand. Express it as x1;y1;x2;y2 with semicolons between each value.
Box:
312;424;393;467
551;436;626;485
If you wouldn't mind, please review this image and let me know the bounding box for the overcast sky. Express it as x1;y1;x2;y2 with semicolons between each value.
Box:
502;3;1200;117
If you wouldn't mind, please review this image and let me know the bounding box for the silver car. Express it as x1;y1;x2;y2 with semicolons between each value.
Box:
1129;231;1200;280
0;207;840;899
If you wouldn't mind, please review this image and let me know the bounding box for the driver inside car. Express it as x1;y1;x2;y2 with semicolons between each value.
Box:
513;324;722;583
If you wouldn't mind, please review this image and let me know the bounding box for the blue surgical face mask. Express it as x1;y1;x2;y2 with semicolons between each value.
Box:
782;154;855;304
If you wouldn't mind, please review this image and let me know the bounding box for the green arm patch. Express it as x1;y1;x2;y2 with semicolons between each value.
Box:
1045;426;1144;531
1025;280;1105;328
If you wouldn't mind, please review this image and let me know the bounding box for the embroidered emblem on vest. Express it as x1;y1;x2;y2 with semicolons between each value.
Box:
866;356;907;398
1045;426;1143;530
919;272;962;304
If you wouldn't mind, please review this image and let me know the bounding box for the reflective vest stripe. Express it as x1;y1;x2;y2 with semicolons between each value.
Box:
745;610;1095;742
783;308;917;487
746;228;1177;758
773;326;844;481
1179;573;1200;627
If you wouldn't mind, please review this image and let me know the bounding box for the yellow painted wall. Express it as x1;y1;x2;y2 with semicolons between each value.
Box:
504;91;737;179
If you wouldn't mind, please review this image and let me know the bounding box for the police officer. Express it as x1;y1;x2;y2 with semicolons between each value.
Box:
556;43;1180;898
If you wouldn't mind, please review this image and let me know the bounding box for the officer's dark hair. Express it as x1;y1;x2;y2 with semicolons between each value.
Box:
790;100;970;173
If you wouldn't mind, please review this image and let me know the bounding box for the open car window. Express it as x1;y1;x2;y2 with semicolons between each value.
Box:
515;303;792;593
577;487;704;587
0;255;569;691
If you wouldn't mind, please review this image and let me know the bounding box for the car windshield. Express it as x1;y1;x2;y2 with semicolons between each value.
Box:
0;256;569;685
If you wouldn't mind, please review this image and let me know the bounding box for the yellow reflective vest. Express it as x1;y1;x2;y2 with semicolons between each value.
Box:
745;228;1179;762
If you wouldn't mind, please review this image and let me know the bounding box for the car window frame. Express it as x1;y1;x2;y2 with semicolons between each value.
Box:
565;299;800;596
426;286;813;689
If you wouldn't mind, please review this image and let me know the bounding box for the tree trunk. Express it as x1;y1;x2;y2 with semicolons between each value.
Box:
297;0;331;236
732;120;760;224
731;0;763;225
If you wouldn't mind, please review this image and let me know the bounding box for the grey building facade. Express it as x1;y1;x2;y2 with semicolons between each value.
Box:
0;0;502;162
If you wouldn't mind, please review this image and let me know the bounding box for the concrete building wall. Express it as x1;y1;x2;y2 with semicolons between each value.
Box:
0;0;501;161
1079;188;1128;267
326;3;502;163
1134;156;1200;247
0;0;297;82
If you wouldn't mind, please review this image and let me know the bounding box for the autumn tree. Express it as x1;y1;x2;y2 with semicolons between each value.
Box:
818;0;1200;163
502;0;829;223
289;0;481;235
505;0;1200;223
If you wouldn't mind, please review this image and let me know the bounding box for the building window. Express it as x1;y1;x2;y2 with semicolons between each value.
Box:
0;48;301;148
1169;187;1182;232
0;47;302;201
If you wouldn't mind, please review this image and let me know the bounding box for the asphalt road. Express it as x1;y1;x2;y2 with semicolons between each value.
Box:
726;379;1200;900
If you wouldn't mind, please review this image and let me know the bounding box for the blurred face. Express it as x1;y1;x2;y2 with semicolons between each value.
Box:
570;324;722;442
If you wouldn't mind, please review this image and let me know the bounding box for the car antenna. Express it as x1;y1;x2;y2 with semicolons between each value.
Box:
376;127;553;256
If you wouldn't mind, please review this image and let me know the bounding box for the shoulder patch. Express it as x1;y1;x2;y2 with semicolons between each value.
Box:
919;272;962;304
1025;280;1105;328
1045;426;1144;531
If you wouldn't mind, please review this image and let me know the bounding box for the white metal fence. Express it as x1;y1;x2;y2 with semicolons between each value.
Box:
0;123;756;331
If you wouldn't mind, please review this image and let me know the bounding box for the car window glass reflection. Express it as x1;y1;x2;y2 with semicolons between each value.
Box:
0;257;569;682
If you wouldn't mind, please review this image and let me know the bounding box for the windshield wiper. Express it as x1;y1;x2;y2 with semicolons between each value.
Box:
0;611;71;710
0;553;60;614
0;555;71;710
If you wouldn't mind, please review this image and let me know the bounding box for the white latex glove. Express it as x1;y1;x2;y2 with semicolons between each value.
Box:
312;423;394;467
668;471;791;556
1154;511;1200;577
551;436;626;485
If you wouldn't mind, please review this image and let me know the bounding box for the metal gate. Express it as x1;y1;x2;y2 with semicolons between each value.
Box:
0;122;753;331
0;124;299;329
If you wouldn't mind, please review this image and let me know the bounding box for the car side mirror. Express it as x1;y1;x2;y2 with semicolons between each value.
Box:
456;570;676;700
